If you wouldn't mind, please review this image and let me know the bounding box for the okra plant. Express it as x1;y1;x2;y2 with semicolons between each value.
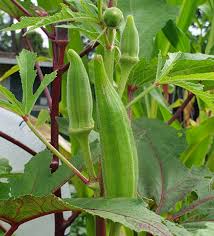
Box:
0;1;214;236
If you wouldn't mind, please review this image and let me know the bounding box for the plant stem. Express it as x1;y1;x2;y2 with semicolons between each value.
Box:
25;119;89;184
126;84;156;109
96;217;106;236
51;28;68;236
104;47;115;82
118;62;134;97
109;223;120;236
77;133;97;181
0;130;36;156
95;163;106;236
10;0;31;16
167;93;194;125
62;211;81;230
108;0;117;7
4;224;19;236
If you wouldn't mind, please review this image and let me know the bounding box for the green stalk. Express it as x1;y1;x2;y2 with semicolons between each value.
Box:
26;119;89;184
205;14;214;54
109;223;120;236
118;61;133;97
126;84;156;109
76;132;97;181
104;47;115;82
103;27;117;82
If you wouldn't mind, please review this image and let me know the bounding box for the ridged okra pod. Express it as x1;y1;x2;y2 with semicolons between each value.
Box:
93;55;138;197
118;15;139;97
67;49;96;181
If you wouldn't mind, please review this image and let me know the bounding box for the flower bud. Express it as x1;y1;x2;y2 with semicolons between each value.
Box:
118;15;140;97
103;7;123;29
120;15;139;63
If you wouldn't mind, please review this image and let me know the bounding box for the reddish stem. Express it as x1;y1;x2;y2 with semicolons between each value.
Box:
23;37;52;110
62;211;81;230
96;162;106;236
96;217;106;236
167;93;194;125
162;85;169;102
108;0;113;7
0;130;36;156
51;27;68;236
4;224;19;236
10;0;31;16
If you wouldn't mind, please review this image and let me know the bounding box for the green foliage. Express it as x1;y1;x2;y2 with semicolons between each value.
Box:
0;158;12;175
0;0;214;235
0;49;56;115
134;118;192;213
162;20;190;52
181;118;214;167
37;0;63;12
118;0;178;58
2;138;100;198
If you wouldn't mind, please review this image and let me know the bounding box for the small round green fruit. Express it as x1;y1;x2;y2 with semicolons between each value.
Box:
103;7;123;28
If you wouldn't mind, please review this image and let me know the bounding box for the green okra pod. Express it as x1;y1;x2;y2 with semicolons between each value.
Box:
118;15;139;97
93;55;138;197
67;49;96;181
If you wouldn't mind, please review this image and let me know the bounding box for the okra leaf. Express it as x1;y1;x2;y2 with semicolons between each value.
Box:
162;20;190;52
134;118;214;221
0;50;56;116
0;85;24;115
0;195;73;224
37;0;63;12
17;49;37;114
0;195;191;236
169;170;214;227
0;65;19;82
183;222;214;236
172;81;214;108
32;71;57;107
17;49;56;115
133;118;199;214
158;52;214;80
65;198;192;236
8;139;101;197
160;72;214;84
0;56;52;82
128;58;157;89
35;109;50;128
156;53;214;108
181;117;214;167
2;4;94;34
